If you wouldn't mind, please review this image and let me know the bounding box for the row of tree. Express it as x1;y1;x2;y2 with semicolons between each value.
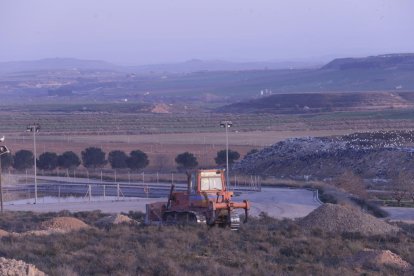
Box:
0;147;242;171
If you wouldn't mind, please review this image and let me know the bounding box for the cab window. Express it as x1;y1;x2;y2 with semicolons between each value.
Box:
200;177;222;191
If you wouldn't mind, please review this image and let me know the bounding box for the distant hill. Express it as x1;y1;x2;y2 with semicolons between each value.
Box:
0;58;120;73
322;53;414;70
1;53;414;105
127;59;321;73
0;57;321;74
218;92;414;114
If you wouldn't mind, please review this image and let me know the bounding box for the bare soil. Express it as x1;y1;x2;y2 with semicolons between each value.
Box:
348;248;412;271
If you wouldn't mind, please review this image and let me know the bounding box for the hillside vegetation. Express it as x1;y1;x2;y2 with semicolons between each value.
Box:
0;210;412;275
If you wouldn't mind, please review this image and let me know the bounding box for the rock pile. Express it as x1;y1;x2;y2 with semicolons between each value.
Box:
40;216;89;232
298;203;399;235
348;249;412;271
234;132;414;179
0;229;9;237
95;214;139;227
0;257;45;276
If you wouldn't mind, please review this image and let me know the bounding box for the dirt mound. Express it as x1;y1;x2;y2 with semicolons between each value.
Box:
349;248;412;271
96;214;139;227
151;103;170;114
299;203;399;235
0;229;9;237
40;216;89;232
0;257;45;276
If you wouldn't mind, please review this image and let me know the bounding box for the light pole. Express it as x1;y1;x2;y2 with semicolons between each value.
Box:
0;136;10;213
220;120;232;188
27;123;40;204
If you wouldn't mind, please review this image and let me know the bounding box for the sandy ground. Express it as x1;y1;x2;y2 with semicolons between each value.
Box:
4;188;321;219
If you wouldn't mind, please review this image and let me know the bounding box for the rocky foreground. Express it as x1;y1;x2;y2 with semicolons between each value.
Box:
0;257;45;276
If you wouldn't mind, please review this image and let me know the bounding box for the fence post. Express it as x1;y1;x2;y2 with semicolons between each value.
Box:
58;186;61;203
117;183;120;201
157;172;159;184
103;185;106;200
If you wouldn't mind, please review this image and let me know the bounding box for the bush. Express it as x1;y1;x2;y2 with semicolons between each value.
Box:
350;197;389;218
58;151;81;170
37;152;58;170
214;149;240;166
12;150;34;171
81;147;107;169
318;189;338;204
0;153;13;171
108;150;128;169
127;150;149;171
175;152;198;171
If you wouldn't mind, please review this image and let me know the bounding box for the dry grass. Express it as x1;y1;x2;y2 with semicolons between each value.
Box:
0;211;412;275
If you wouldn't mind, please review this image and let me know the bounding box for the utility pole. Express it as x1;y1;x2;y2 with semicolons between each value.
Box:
0;136;10;213
220;120;233;188
27;123;40;204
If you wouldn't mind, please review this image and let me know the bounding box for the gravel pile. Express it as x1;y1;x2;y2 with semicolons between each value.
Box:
0;257;45;276
348;248;412;271
234;132;414;179
40;217;89;232
299;203;399;235
95;214;139;227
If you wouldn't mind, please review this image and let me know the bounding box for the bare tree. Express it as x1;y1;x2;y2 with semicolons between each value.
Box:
333;170;367;199
391;172;410;206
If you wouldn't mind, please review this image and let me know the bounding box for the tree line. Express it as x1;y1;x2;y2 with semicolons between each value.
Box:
0;147;244;172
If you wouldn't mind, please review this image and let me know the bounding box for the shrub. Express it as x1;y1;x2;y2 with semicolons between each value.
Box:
127;150;149;171
81;147;107;169
214;149;240;166
108;150;128;169
175;152;198;171
12;150;34;171
58;151;81;170
37;152;58;170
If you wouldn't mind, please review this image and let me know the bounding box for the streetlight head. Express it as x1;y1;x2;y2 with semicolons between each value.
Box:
26;124;40;132
0;145;9;155
220;120;233;128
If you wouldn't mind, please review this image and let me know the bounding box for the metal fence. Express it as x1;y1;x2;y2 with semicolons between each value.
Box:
2;171;261;204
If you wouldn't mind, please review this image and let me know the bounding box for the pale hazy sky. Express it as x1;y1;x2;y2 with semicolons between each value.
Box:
0;0;413;65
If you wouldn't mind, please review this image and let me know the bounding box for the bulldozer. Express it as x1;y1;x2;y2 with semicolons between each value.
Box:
145;169;250;230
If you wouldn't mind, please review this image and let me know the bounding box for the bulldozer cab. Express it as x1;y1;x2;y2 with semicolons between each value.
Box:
188;169;226;194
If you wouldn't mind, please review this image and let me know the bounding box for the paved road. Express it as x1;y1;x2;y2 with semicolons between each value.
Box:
383;207;414;223
5;181;414;222
5;187;321;219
